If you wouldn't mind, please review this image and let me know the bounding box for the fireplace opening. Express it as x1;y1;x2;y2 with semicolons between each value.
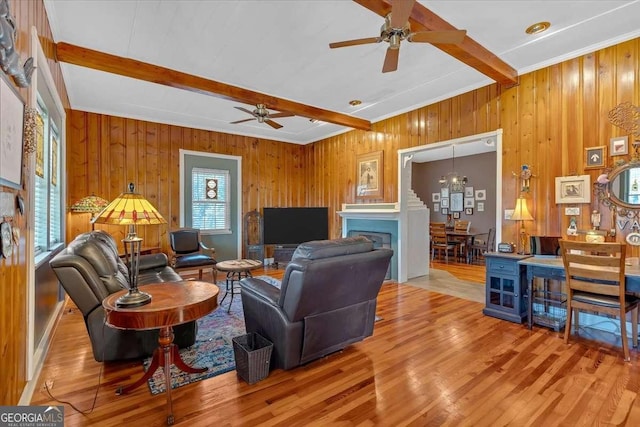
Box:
348;230;392;280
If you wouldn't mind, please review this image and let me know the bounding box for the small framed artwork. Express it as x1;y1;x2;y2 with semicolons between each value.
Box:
450;192;463;212
464;197;474;208
432;192;440;202
433;203;440;211
441;198;449;208
475;189;486;200
453;211;461;219
610;136;628;156
584;145;607;169
0;74;26;190
356;150;383;199
441;208;448;215
555;175;591;204
477;202;485;212
440;187;449;199
464;187;474;198
465;208;473;215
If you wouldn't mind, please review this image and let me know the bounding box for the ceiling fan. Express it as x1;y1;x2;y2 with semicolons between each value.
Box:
329;0;467;73
230;104;294;129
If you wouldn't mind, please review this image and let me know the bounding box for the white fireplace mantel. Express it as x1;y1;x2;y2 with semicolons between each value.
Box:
337;203;400;220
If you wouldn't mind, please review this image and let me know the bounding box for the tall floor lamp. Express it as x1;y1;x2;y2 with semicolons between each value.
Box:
92;183;167;307
511;196;534;254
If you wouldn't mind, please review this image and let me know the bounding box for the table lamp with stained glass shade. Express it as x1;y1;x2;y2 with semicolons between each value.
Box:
92;183;167;307
69;194;109;230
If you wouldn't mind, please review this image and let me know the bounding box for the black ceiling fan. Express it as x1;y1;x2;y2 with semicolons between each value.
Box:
230;104;294;129
329;0;467;73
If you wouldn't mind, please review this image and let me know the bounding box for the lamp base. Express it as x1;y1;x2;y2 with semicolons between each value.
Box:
116;289;152;308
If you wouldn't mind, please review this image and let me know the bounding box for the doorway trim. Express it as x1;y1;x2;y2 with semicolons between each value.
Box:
397;129;503;282
179;149;242;259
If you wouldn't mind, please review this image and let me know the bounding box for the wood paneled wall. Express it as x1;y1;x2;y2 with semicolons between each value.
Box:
66;113;307;254
0;0;69;405
305;39;640;249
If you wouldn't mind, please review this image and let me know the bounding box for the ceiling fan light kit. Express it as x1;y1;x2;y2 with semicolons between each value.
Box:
230;104;294;130
329;0;467;73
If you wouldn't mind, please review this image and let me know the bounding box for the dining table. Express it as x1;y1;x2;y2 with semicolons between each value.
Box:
445;229;482;263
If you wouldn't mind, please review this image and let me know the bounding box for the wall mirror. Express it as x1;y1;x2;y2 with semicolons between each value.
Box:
596;158;640;217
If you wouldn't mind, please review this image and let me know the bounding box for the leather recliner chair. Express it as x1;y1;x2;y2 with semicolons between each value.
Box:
240;236;393;370
50;230;197;362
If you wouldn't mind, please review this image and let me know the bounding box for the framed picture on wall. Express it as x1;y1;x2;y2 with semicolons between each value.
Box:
441;208;448;215
441;198;449;208
432;192;440;202
464;187;474;198
433;203;440;211
0;74;25;190
477;202;485;212
440;187;449;199
610;136;628;156
465;208;473;215
356;150;383;199
464;197;474;208
555;175;591;203
475;189;486;200
584;146;607;169
453;211;461;219
450;193;463;212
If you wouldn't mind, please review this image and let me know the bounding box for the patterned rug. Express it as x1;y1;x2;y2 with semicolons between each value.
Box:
144;275;281;395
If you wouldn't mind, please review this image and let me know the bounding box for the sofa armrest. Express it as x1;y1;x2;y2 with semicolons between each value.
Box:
138;253;170;271
240;277;280;306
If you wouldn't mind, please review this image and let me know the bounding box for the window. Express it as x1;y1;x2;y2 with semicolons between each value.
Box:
191;167;230;233
34;95;62;257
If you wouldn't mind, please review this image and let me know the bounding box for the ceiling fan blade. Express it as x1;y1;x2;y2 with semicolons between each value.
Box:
329;37;381;49
265;120;283;130
382;47;400;73
390;0;416;28
269;112;295;119
230;118;256;124
409;30;467;45
233;106;256;116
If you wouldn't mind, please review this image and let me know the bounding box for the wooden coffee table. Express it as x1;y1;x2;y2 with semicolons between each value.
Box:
103;281;219;425
216;259;263;312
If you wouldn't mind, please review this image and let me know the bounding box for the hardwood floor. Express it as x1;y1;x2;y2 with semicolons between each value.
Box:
31;266;640;426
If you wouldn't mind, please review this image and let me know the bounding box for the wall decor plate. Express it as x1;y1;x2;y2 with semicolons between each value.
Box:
1;221;12;258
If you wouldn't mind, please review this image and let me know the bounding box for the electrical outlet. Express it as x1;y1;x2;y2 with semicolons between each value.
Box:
504;209;514;220
565;207;580;215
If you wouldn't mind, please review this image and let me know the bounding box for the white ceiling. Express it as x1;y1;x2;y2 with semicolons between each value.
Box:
44;0;640;145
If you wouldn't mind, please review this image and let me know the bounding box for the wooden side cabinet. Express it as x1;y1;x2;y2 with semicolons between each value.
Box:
483;252;531;323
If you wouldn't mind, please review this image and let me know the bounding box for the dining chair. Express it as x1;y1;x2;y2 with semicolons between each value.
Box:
559;240;639;361
469;227;495;263
169;228;218;282
448;220;471;262
430;222;457;262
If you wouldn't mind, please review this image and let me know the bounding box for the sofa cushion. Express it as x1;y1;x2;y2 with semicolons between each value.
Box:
67;237;128;294
292;236;373;261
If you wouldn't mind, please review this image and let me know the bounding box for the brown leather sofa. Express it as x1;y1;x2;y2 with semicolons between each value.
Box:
240;236;393;370
50;230;196;362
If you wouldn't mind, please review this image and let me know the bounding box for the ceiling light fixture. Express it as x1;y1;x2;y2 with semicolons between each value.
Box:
525;21;550;35
349;100;362;107
439;145;467;192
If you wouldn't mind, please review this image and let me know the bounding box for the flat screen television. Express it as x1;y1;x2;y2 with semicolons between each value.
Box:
263;207;329;246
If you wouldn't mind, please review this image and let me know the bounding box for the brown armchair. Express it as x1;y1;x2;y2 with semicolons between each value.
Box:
169;228;217;282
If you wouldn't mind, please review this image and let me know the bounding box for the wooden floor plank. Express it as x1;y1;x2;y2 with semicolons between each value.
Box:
30;264;640;425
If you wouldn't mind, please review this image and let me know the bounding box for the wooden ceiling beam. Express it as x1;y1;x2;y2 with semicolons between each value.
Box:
55;42;372;131
353;0;518;87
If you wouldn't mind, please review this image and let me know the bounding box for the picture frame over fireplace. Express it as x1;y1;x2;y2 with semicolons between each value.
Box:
356;150;384;199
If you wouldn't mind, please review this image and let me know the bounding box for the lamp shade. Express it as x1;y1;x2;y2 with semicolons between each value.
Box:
70;194;109;214
511;197;534;221
92;184;167;226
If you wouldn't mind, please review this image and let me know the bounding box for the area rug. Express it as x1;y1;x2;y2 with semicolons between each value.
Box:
144;275;281;395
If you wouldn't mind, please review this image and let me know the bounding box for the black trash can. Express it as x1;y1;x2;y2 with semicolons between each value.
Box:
232;332;273;384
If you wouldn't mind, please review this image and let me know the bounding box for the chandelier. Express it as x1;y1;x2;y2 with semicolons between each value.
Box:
438;145;467;192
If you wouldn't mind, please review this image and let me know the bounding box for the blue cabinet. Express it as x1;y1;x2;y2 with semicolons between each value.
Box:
483;253;531;323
